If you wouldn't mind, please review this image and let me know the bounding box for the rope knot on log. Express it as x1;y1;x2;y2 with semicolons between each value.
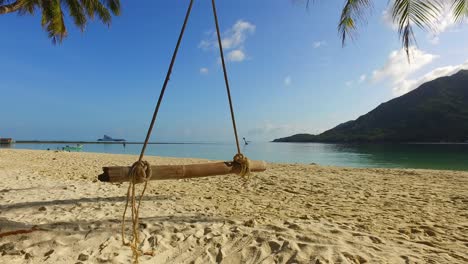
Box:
130;160;152;184
122;160;152;263
233;153;250;179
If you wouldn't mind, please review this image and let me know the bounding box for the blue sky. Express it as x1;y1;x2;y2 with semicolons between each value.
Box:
1;0;467;142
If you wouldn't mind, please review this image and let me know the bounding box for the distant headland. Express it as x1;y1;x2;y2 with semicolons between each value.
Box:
274;70;468;143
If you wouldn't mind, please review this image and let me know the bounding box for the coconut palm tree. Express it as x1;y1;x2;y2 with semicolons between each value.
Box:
309;0;467;57
0;0;120;43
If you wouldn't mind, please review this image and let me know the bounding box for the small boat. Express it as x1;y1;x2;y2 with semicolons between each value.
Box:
63;144;83;152
97;135;126;142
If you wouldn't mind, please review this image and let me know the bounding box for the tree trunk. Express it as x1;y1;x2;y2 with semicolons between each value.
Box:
0;1;22;15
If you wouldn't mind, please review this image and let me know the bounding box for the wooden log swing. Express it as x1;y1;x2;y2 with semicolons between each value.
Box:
100;0;266;262
98;160;267;183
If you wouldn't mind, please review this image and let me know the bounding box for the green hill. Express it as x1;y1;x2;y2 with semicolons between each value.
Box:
274;70;468;143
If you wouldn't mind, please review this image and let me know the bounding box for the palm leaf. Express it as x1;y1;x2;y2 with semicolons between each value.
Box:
17;0;40;15
1;0;120;43
41;0;67;43
103;0;119;15
93;0;111;25
64;0;86;31
79;0;113;24
79;0;96;19
391;0;441;58
452;0;468;22
306;0;452;59
338;0;372;46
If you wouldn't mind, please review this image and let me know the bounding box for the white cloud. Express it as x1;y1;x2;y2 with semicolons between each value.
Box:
221;20;255;49
227;49;246;62
346;74;367;88
426;6;457;45
381;9;398;30
395;60;468;95
284;75;292;86
199;67;209;74
313;41;326;48
434;7;457;33
370;47;468;96
198;39;211;50
359;74;367;83
372;47;438;95
199;20;255;63
426;5;468;45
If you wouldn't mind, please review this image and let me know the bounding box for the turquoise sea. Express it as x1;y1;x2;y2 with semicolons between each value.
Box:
3;142;468;171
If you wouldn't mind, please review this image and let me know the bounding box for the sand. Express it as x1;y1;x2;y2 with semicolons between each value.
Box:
0;149;467;263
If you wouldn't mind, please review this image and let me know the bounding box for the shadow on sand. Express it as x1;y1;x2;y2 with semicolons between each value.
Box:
0;195;230;238
0;195;171;211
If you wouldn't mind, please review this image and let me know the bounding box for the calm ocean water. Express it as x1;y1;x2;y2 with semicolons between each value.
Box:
3;142;468;171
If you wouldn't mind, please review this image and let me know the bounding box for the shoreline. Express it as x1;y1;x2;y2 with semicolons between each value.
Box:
3;148;468;172
12;140;468;145
1;149;467;263
272;140;468;145
13;140;216;145
4;146;468;172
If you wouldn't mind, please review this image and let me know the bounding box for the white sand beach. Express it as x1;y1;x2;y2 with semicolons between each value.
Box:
1;149;467;263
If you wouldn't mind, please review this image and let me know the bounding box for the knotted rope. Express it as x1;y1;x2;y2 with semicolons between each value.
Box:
121;160;152;264
233;153;251;180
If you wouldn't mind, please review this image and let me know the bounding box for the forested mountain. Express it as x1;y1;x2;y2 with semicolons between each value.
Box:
274;70;468;143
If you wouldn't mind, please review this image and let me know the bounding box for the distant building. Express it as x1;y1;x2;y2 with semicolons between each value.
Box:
0;138;14;144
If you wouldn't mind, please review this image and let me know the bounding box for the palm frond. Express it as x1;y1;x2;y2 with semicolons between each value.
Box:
78;0;113;24
103;0;119;15
41;0;67;44
452;0;468;22
391;0;442;58
79;0;96;19
93;0;111;25
1;0;119;43
338;0;372;46
64;0;86;31
17;0;40;15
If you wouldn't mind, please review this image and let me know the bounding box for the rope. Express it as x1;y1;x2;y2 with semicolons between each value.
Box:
233;153;251;180
211;0;242;155
137;0;194;162
121;161;152;263
211;0;251;176
120;0;252;262
120;1;194;263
